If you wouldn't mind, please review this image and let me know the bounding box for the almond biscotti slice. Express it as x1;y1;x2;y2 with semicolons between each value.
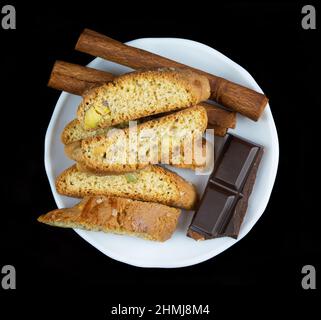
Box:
68;106;208;173
77;68;210;130
56;165;197;210
38;196;180;242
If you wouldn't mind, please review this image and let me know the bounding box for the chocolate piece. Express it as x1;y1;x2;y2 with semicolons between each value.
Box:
187;134;264;240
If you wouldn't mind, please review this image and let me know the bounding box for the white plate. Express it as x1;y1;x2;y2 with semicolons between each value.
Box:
45;38;279;268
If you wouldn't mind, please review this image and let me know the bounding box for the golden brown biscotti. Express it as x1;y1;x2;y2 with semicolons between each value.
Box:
69;106;208;173
56;165;197;210
61;119;111;145
77;68;210;130
61;119;133;145
64;140;82;163
38;196;181;242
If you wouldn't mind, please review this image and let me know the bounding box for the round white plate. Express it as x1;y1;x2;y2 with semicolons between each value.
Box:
45;38;279;268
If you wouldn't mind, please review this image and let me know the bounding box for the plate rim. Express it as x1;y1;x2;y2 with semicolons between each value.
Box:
45;37;279;268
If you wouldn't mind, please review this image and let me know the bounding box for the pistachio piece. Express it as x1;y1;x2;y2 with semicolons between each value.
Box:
96;105;111;115
84;107;102;129
125;173;138;183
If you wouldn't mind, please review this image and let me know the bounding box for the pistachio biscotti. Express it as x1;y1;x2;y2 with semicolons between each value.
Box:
66;106;208;173
61;117;148;145
56;165;197;210
61;119;111;145
38;196;181;242
77;68;210;130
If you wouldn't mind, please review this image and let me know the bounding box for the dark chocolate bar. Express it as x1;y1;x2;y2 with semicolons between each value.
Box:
188;134;264;240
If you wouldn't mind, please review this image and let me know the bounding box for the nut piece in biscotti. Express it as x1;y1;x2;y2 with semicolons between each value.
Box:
73;106;208;173
77;68;210;130
38;196;181;242
55;165;197;210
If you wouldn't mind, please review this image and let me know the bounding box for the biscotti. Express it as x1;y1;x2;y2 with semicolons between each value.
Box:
77;68;210;130
38;196;181;242
67;106;208;173
61;119;133;145
62;117;159;145
61;119;111;145
56;165;197;210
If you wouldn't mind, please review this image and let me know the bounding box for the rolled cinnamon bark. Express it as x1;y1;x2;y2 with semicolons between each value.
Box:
75;29;268;121
48;61;236;131
206;124;228;137
48;60;114;96
200;103;236;129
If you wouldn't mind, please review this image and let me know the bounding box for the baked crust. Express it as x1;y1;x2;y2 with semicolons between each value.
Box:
77;106;207;173
38;195;181;242
55;165;197;210
77;68;210;130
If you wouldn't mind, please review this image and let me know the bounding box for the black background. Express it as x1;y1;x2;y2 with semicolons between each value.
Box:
0;1;320;318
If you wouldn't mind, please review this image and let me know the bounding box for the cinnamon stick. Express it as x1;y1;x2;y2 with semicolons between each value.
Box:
75;29;268;121
48;61;235;132
48;60;114;96
200;103;236;129
207;124;228;137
